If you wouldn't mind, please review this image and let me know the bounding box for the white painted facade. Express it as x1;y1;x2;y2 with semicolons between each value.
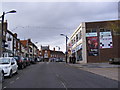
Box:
68;22;87;63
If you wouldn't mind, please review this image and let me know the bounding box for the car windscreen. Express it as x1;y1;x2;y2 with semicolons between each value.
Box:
0;58;10;64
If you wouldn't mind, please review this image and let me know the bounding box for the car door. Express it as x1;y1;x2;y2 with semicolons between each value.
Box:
11;58;16;73
13;58;18;72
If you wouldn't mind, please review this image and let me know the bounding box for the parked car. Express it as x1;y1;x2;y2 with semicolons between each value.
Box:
14;56;26;69
109;58;120;64
55;58;64;62
0;57;18;78
37;58;40;62
30;58;36;64
24;58;31;66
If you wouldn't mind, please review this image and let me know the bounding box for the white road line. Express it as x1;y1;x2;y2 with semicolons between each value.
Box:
16;77;19;80
61;81;67;90
10;81;14;84
61;82;66;88
56;74;67;90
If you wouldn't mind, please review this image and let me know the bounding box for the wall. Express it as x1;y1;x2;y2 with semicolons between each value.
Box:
85;20;119;63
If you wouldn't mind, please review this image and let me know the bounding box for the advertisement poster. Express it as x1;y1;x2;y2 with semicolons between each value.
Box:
100;32;113;48
87;37;98;56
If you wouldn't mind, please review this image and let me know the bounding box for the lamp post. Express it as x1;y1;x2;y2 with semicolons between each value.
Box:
60;34;69;63
0;10;16;57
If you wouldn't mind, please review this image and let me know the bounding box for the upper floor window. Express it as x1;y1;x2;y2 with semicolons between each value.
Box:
86;29;97;33
76;34;78;42
79;31;82;40
100;28;111;32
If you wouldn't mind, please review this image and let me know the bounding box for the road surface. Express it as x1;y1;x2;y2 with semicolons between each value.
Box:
2;62;119;89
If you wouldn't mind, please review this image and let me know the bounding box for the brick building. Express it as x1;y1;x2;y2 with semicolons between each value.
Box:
20;39;38;59
40;46;65;62
50;48;65;61
68;20;120;63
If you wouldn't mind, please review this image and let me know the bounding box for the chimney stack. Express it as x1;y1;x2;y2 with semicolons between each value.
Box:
13;33;17;38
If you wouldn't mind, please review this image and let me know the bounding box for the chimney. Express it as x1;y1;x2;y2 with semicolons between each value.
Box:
14;33;17;38
28;38;31;42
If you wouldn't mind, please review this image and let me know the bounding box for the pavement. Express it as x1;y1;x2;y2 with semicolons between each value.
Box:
2;62;119;88
68;62;120;81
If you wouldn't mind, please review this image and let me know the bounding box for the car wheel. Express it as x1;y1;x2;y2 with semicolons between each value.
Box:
16;68;18;74
21;65;24;69
9;70;12;78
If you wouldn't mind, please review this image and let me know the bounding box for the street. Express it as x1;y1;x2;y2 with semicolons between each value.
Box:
2;62;119;89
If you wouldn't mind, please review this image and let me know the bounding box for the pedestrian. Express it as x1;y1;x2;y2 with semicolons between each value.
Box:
69;56;72;63
73;56;76;64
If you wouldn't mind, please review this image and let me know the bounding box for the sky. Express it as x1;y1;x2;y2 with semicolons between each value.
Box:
0;0;119;52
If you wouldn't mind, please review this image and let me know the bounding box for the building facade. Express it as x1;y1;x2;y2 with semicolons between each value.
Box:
40;46;65;62
0;21;39;58
68;20;120;63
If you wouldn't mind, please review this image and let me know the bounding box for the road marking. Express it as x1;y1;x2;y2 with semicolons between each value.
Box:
46;62;49;64
61;82;66;88
61;81;67;90
10;81;14;84
56;74;67;90
16;77;19;80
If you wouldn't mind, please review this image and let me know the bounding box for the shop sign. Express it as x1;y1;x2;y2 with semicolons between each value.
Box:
86;32;97;37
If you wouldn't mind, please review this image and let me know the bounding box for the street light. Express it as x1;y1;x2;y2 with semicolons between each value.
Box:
60;33;69;63
0;10;16;57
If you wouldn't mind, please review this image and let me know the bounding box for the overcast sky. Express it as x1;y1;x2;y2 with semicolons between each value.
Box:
1;1;118;52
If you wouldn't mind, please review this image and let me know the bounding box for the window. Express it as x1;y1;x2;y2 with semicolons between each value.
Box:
74;37;75;44
100;28;111;32
86;29;91;33
71;39;73;46
100;28;105;32
79;31;82;40
92;29;97;32
76;34;78;42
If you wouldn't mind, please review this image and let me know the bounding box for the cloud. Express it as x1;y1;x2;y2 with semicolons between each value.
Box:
2;2;118;52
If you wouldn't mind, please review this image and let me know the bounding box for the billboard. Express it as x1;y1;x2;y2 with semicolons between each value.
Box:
86;33;98;56
100;32;113;48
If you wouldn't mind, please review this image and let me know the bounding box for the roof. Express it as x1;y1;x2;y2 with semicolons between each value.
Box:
50;50;65;55
20;40;28;47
